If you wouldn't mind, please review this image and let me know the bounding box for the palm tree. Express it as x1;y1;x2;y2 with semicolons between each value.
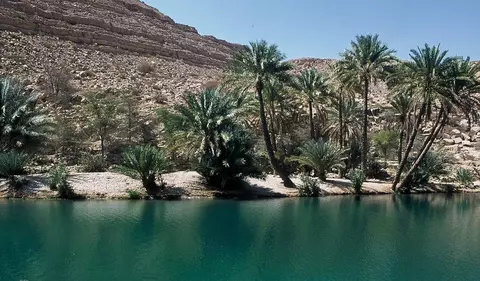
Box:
392;45;480;191
326;97;362;146
227;40;295;187
159;88;239;156
293;139;344;181
338;34;396;172
293;68;329;139
390;92;413;163
0;78;52;152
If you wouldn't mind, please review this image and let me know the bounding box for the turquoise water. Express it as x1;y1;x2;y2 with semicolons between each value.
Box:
1;195;480;280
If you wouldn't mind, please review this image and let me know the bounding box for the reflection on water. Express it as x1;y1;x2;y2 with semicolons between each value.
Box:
1;195;479;281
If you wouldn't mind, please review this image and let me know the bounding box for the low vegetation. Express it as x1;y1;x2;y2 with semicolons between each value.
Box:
348;169;366;194
118;145;169;196
298;174;321;197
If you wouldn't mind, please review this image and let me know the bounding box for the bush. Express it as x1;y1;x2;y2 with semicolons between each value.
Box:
80;153;107;172
298;174;321;197
137;61;155;74
456;168;474;189
1;77;53;152
348;169;365;194
196;128;264;190
366;156;390;180
48;163;75;198
127;189;142;200
293;139;344;181
48;163;68;191
0;152;28;181
406;151;448;189
118;145;169;196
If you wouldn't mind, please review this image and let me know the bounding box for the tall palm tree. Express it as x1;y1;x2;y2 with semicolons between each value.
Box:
392;45;480;191
326;97;362;146
293;68;329;139
0;77;52;152
227;40;295;187
338;34;396;171
390;92;413;163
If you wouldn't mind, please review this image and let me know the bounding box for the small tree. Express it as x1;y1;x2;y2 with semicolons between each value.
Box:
456;168;474;189
119;145;169;196
82;90;124;158
373;130;398;165
42;62;75;107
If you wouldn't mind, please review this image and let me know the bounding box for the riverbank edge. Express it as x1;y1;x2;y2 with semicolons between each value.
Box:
1;171;479;200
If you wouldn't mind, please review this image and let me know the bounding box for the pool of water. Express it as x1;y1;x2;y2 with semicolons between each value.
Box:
1;195;480;280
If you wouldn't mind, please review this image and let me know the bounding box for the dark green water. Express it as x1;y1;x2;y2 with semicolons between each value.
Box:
1;195;480;281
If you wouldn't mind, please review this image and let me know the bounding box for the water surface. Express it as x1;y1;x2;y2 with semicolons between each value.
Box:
1;195;480;280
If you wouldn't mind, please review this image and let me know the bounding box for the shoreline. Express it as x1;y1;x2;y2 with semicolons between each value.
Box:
1;171;478;200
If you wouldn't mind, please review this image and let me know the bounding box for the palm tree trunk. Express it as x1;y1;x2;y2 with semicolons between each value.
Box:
398;126;404;164
396;108;446;190
339;90;344;148
392;103;427;191
100;135;105;158
362;77;369;172
256;79;295;188
269;106;277;152
308;100;315;140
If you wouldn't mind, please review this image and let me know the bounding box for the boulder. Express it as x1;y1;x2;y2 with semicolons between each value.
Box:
461;133;471;141
471;126;480;134
463;140;473;147
443;139;455;145
451;129;461;135
454;137;463;144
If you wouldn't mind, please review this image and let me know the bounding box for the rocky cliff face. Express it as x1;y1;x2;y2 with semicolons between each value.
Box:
0;0;241;68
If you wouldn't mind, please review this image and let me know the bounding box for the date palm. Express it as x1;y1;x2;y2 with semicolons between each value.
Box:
0;78;52;152
227;40;295;187
390;91;413;163
293;68;329;139
392;45;480;191
338;34;396;172
326;97;362;146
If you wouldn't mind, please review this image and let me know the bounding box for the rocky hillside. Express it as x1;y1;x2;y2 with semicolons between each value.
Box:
0;0;244;112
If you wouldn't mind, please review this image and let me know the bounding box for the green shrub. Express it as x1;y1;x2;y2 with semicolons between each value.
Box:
0;77;53;152
456;168;474;189
118;145;169;196
48;163;68;191
0;152;28;187
48;163;75;198
373;130;398;164
348;169;365;194
406;151;448;189
127;189;142;200
80;153;107;172
293;139;344;181
196;128;264;190
298;174;321;197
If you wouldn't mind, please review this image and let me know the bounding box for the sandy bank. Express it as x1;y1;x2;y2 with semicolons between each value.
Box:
0;171;478;199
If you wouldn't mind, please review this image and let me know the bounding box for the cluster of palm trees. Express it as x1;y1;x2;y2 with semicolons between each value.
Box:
221;34;480;191
2;34;480;194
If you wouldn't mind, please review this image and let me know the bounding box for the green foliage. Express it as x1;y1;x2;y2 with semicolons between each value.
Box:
159;88;240;156
196;127;264;189
455;168;474;189
298;174;321;197
0;151;28;179
373;130;398;163
48;163;68;191
348;169;365;194
82;90;124;157
293;139;344;181
127;189;142;200
406;151;448;189
0;77;53;152
119;145;169;195
80;153;107;172
327;97;362;145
